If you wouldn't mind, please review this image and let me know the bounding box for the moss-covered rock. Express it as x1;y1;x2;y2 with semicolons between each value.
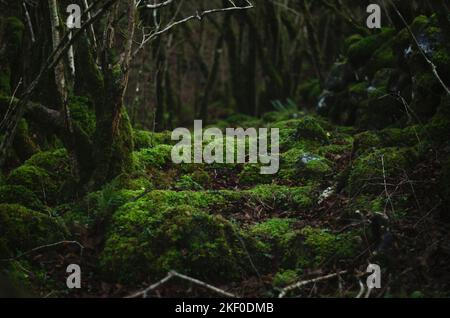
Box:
0;204;67;258
348;28;396;67
347;147;418;195
6;149;75;205
100;204;262;283
280;147;332;182
294;116;329;144
298;226;358;266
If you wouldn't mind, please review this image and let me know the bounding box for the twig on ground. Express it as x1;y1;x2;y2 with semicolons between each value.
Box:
278;270;347;298
126;270;238;298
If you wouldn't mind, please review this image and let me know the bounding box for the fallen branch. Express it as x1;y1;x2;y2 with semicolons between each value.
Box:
279;270;347;298
126;270;238;298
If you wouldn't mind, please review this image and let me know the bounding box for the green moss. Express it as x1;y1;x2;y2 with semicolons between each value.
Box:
300;227;358;266
133;130;173;151
69;96;96;137
134;144;173;169
6;149;75;205
347;147;418;195
353;131;382;154
251;218;295;242
272;269;299;288
238;164;273;186
175;175;204;191
246;184;315;210
100;204;259;283
349;82;369;96
280;148;332;182
0;204;66;258
294;116;328;143
0;185;44;211
348;28;395;66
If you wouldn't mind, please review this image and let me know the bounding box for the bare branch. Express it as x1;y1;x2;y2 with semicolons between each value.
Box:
279;270;348;298
132;0;254;58
126;270;238;298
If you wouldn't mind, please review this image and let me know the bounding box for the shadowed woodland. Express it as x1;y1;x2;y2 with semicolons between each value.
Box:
0;0;450;298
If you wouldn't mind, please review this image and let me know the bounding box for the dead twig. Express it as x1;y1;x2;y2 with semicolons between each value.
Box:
126;270;238;298
278;270;347;298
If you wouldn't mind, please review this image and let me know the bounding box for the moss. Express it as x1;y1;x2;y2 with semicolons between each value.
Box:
349;82;369;96
100;204;259;283
280;148;332;182
251;218;295;242
347;147;418;195
133;130;173;150
0;204;66;258
0;185;44;211
294;116;328;143
348;28;396;66
6;149;74;205
175;175;204;191
246;184;315;210
299;227;358;266
353;131;382;154
69;96;96;137
368;41;396;75
272;269;299;288
134;144;173;169
238;164;273;186
13;119;38;161
344;34;364;53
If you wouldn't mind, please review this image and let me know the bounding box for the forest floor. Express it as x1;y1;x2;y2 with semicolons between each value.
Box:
2;108;450;298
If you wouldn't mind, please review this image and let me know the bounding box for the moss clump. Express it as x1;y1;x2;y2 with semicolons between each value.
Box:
69;96;96;137
300;227;358;266
100;204;257;283
238;164;273;186
134;144;173;169
280;148;332;182
347;28;396;66
133;130;173;150
0;185;44;211
294;116;328;143
353;131;382;154
6;149;75;205
0;204;66;258
272;269;299;288
347;147;418;195
246;185;315;210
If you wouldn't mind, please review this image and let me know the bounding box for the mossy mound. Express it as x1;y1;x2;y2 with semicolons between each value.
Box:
0;185;45;211
347;28;396;67
6;149;74;205
133;130;173;150
347;147;418;195
100;204;262;283
250;219;359;271
0;204;67;258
